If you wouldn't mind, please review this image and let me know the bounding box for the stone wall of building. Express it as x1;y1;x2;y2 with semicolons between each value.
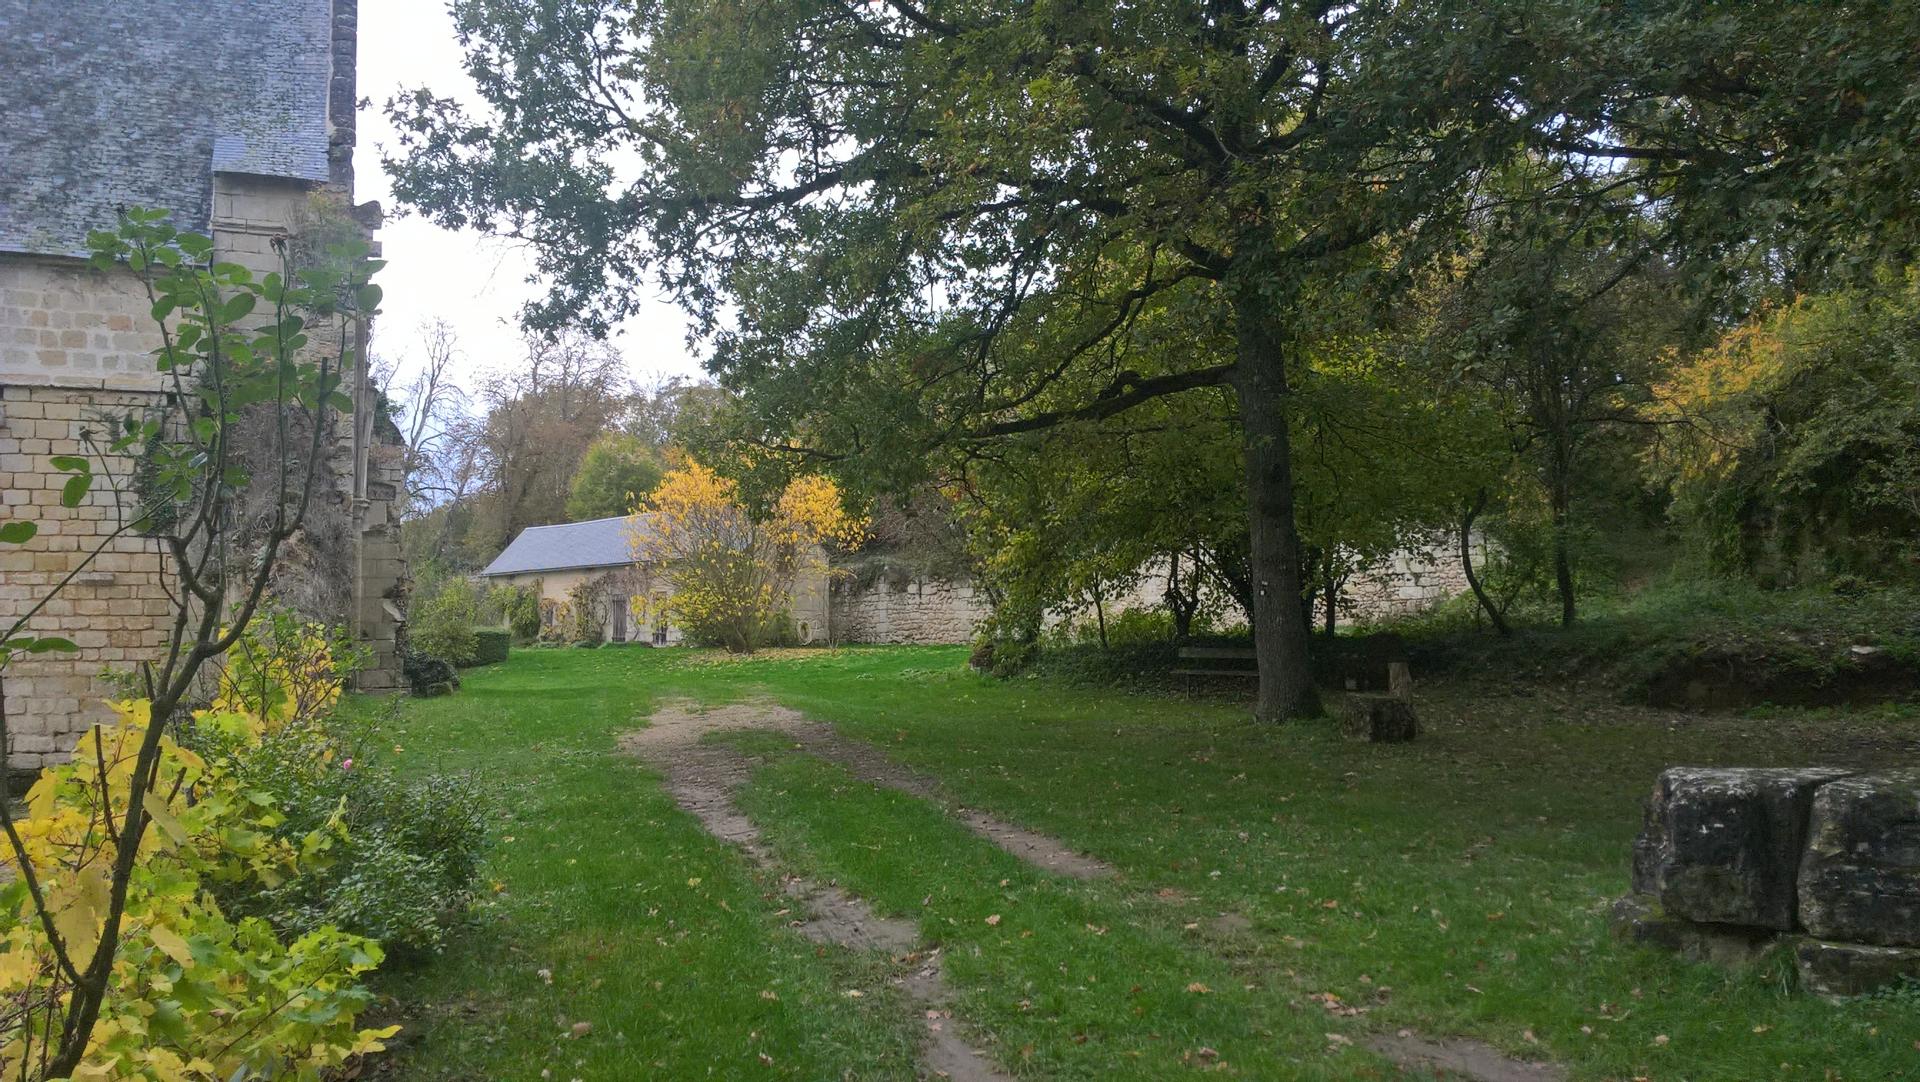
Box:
0;177;407;769
0;258;170;390
0;384;176;769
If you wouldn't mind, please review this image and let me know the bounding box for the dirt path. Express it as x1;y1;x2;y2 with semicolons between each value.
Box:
619;701;1012;1082
1367;1033;1567;1082
623;699;1563;1082
631;699;1114;879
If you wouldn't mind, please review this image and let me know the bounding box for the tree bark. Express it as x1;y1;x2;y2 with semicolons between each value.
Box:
1321;550;1340;638
1232;301;1319;722
1459;488;1511;636
1548;463;1576;626
1165;550;1199;642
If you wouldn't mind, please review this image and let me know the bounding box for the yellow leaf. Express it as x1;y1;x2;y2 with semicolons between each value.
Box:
147;922;194;968
143;790;187;847
53;864;111;965
0;947;39;989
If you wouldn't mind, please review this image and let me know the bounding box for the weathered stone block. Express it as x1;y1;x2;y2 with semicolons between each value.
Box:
1798;771;1920;947
1342;694;1417;743
1610;893;1780;967
1632;766;1854;930
1793;938;1920;998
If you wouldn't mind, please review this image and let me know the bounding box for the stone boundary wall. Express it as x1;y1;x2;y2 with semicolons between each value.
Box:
832;539;1485;646
1337;535;1485;623
831;576;992;645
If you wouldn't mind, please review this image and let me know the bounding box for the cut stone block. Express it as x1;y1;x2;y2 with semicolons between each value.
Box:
1793;938;1920;998
1342;694;1417;743
1631;767;1854;930
1610;893;1780;968
1798;770;1920;947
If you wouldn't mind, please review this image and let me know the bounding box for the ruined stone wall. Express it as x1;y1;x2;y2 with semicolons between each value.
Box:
1336;535;1485;624
831;537;1487;646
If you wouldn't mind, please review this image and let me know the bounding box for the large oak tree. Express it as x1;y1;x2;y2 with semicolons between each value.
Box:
390;0;1563;719
385;0;1919;719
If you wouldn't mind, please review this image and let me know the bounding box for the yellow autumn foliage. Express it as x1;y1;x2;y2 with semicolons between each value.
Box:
628;462;865;651
0;687;393;1078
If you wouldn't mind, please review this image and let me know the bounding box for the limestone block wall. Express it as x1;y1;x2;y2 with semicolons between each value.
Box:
1337;535;1484;622
830;537;1486;646
0;385;176;770
0;258;170;390
0;175;408;769
831;577;992;645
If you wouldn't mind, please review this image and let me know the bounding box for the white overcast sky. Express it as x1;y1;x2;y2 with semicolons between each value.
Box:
353;0;703;389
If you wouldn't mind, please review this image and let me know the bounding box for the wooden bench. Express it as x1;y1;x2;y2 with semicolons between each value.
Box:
1172;646;1259;696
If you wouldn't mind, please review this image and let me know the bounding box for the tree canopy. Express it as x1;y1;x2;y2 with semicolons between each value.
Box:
388;0;1920;717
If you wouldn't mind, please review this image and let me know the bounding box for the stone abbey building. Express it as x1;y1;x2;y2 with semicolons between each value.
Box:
0;1;405;773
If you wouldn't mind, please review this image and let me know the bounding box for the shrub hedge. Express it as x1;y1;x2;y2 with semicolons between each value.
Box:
467;628;512;666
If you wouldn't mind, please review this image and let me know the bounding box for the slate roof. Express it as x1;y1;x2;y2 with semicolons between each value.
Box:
0;0;335;257
481;517;649;577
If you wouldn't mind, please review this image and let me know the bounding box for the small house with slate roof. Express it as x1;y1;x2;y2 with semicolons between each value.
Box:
480;515;832;646
0;1;406;775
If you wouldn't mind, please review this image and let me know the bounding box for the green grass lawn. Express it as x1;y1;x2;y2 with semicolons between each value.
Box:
350;645;1920;1080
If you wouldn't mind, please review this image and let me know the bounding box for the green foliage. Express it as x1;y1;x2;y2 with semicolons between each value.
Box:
411;578;484;665
201;721;489;955
1398;574;1920;708
469;628;513;666
487;581;543;642
1656;272;1920;584
0;700;396;1080
562;577;608;645
566;432;663;521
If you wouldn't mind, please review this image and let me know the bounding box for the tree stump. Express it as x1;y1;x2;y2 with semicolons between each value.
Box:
1343;694;1418;743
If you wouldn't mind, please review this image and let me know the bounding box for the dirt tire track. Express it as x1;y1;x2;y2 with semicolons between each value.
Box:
634;698;1114;879
625;698;1563;1082
619;700;1011;1082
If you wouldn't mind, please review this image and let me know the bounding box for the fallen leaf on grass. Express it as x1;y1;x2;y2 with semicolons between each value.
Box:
985;914;1002;926
1187;982;1212;994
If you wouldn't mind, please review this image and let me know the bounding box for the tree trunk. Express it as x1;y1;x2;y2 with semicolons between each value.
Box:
1232;301;1319;722
1165;551;1198;642
1549;470;1576;627
1092;587;1109;650
1460;488;1511;636
1321;550;1340;637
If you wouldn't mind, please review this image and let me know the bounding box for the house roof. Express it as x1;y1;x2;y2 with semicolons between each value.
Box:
480;516;644;577
0;0;335;257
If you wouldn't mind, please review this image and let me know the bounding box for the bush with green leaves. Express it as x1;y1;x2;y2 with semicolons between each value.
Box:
469;628;512;666
411;577;483;664
196;716;489;955
488;581;543;642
